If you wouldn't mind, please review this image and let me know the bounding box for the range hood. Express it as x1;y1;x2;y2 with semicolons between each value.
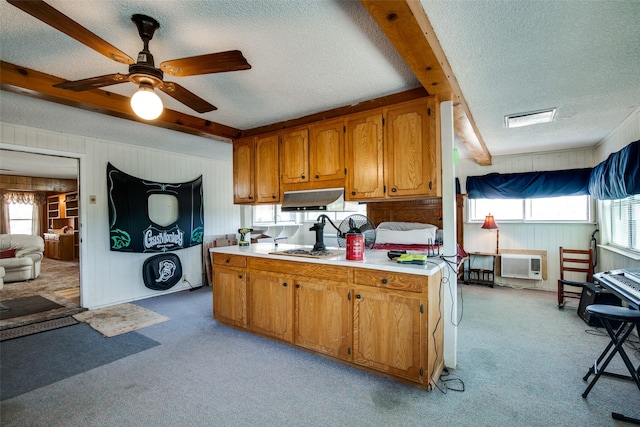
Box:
281;188;359;212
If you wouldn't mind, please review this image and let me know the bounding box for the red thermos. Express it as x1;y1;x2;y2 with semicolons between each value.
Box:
346;231;364;261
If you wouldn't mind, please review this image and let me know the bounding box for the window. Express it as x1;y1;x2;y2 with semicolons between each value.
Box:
9;202;33;234
303;204;368;223
252;204;367;226
609;194;639;253
252;205;297;225
469;195;591;222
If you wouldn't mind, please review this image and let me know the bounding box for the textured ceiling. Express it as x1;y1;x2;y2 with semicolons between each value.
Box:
421;0;640;157
1;0;418;130
1;0;639;179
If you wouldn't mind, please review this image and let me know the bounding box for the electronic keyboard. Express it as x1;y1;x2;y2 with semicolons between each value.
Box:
594;268;640;308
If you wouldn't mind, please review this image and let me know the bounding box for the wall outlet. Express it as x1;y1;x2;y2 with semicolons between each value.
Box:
182;274;187;282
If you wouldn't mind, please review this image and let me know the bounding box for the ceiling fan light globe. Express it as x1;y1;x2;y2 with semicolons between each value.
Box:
131;86;163;120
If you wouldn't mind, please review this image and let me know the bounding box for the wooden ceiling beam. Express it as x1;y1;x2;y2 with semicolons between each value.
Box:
360;0;492;165
0;61;241;141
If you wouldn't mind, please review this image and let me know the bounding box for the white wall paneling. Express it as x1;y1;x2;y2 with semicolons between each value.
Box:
1;121;239;309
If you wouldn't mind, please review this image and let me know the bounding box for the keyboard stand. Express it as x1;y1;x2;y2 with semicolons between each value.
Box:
582;304;640;425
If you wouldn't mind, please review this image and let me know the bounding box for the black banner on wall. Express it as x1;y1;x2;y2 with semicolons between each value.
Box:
107;163;204;252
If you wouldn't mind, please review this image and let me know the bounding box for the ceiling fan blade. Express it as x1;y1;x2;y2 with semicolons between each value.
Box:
160;50;251;77
53;74;130;91
7;0;134;65
158;81;217;113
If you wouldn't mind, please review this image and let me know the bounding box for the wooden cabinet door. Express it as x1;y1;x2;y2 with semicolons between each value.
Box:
254;134;280;203
45;239;59;259
294;279;351;360
345;112;385;200
248;272;293;342
280;128;309;184
233;138;255;204
385;99;440;197
353;290;422;382
310;119;345;182
213;268;247;328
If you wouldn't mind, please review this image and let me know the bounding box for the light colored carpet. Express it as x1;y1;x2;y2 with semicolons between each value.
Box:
73;303;169;337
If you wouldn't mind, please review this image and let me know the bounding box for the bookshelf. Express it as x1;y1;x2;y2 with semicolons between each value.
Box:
46;191;79;260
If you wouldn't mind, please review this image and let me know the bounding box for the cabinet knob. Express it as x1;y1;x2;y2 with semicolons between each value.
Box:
315;175;319;179
356;294;362;299
351;191;356;196
381;278;388;284
391;187;397;193
272;195;276;199
238;275;243;279
295;284;300;289
226;259;230;264
301;175;306;179
282;282;288;287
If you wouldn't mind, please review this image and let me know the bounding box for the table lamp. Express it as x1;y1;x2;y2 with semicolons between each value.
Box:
482;214;499;254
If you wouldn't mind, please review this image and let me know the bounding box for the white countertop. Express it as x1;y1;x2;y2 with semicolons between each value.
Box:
210;243;446;276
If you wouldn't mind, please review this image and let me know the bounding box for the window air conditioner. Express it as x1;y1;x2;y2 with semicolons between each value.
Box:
501;254;542;280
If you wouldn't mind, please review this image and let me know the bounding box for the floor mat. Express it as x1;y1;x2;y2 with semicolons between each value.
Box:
0;316;78;341
0;295;63;320
73;303;170;337
0;322;160;401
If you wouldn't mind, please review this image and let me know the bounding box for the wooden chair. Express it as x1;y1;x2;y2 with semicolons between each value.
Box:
558;247;594;308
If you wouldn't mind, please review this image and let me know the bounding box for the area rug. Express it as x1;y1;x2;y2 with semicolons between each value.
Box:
73;303;170;337
0;295;64;320
1;322;160;401
0;316;78;341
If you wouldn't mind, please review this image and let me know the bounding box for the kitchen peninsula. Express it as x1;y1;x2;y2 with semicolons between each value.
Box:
210;243;446;390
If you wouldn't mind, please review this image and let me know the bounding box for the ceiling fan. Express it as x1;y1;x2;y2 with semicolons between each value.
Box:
7;0;251;120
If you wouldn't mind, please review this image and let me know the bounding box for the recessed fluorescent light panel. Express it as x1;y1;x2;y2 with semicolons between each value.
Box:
505;108;557;128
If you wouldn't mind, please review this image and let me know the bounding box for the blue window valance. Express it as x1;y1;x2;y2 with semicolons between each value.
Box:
588;140;640;200
466;168;592;199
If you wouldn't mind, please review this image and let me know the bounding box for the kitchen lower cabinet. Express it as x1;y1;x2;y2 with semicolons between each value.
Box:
211;251;444;390
212;254;248;327
248;272;293;342
294;279;351;360
353;290;422;382
213;268;247;328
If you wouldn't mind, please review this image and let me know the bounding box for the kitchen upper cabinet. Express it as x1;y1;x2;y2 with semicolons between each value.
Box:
232;95;440;204
233;138;255;204
345;111;385;200
309;118;345;182
280;128;309;185
294;279;351;361
385;98;440;198
345;97;440;201
233;135;279;204
353;289;423;382
254;134;280;203
248;271;293;342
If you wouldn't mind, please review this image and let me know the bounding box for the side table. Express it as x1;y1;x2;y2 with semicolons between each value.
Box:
468;252;499;288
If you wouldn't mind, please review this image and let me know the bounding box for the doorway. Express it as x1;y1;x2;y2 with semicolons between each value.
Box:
0;149;81;328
